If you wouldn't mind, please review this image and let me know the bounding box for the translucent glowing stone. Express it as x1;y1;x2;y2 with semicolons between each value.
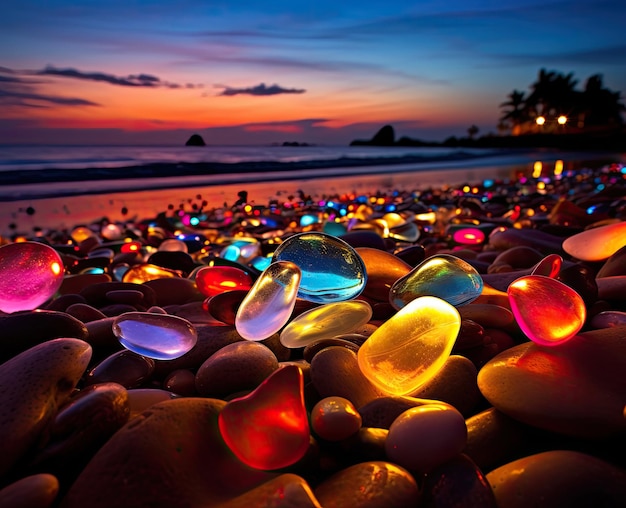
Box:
507;275;586;346
112;312;198;360
531;254;562;278
158;239;188;253
194;266;253;298
218;365;310;470
235;261;301;341
0;242;64;313
280;300;373;348
451;227;486;246
121;264;181;283
272;232;367;303
389;254;483;309
357;296;461;396
562;221;626;262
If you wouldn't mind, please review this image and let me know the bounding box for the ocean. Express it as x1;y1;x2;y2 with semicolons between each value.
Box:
0;144;623;237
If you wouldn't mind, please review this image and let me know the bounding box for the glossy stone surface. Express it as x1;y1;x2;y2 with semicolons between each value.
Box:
355;247;412;301
385;403;467;473
272;232;367;303
218;365;310;470
235;261;301;341
358;296;461;395
112;312;197;360
194;265;253;297
477;330;626;438
121;263;181;284
389;254;483;309
0;242;64;313
507;275;585;346
530;253;562;278
280;300;372;348
451;227;486;246
562;220;626;261
310;396;362;441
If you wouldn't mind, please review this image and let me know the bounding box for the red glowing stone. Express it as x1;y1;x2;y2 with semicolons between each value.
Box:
194;266;253;298
452;227;485;246
508;275;586;346
120;241;142;254
218;365;310;470
531;254;562;278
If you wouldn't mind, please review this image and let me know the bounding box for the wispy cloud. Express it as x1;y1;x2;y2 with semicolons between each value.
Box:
216;83;306;96
36;65;202;89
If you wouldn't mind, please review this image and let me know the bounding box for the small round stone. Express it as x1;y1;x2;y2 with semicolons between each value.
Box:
385;403;467;473
311;396;362;441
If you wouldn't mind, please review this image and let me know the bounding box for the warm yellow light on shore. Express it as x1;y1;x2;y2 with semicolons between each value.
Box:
557;115;567;125
533;161;542;178
554;159;564;176
536;116;546;126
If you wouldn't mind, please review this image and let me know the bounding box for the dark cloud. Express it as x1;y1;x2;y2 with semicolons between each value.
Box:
217;83;306;97
36;65;201;89
0;88;100;108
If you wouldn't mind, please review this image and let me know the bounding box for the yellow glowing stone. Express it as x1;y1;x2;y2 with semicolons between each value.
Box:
357;296;461;396
122;263;181;283
562;221;626;262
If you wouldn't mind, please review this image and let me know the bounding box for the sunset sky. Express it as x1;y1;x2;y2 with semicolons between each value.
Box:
1;0;625;146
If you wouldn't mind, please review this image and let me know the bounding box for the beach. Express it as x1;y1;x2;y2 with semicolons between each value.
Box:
0;147;625;507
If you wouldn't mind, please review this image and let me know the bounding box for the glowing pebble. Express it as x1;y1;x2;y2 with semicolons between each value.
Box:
507;275;586;346
235;261;301;341
272;232;367;303
452;227;486;246
112;312;197;360
562;221;626;262
357;296;461;396
531;254;562;278
218;365;310;470
389;254;483;309
0;242;64;313
311;396;362;441
194;266;253;297
122;264;180;283
280;300;372;348
158;239;188;253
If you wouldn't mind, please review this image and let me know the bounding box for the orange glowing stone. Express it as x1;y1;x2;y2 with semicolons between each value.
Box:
194;265;253;297
508;275;586;346
121;263;181;283
531;254;562;278
562;221;626;262
357;296;461;396
218;365;310;470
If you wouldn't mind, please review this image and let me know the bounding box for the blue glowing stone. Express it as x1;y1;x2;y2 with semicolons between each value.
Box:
389;254;483;309
272;232;367;303
112;312;197;360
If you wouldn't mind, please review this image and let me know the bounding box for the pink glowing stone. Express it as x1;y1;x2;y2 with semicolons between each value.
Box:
508;275;586;346
0;242;64;313
452;227;485;246
218;365;310;470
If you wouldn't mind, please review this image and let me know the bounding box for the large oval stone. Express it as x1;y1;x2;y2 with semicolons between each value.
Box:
272;232;367;303
486;450;626;508
355;247;412;302
562;220;626;262
477;329;626;438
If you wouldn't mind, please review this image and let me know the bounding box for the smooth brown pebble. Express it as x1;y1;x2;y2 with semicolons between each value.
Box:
58;273;111;296
303;338;360;363
221;474;321;508
105;289;145;305
84;350;155;389
207;289;247;325
143;277;205;307
314;461;420;508
486;450;626;508
163;368;198;396
458;304;514;329
356;247;412;302
422;453;497;508
195;341;278;398
311;396;362;442
385;403;467;473
0;473;60;508
127;388;179;418
358;395;448;429
0;338;92;477
65;303;108;323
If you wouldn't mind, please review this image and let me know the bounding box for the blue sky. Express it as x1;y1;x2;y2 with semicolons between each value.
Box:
1;0;624;145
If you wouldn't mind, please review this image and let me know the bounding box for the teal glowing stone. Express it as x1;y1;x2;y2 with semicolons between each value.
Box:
389;254;483;309
272;232;367;303
112;312;198;360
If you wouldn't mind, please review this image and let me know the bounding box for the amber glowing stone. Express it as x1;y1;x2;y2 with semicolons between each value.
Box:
121;263;181;283
357;296;461;396
194;265;253;298
218;365;310;471
508;275;586;346
562;221;626;262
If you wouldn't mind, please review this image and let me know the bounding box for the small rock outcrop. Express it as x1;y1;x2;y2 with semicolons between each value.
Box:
185;134;206;147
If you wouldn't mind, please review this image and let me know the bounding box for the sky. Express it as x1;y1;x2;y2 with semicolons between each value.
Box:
1;0;625;146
